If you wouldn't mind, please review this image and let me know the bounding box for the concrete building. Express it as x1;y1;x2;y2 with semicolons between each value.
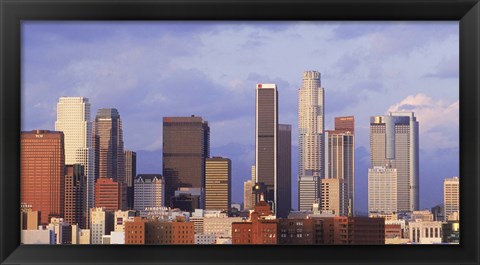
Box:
55;97;94;227
95;177;126;211
114;210;136;232
203;217;243;238
162;116;210;207
409;221;443;244
298;71;324;211
110;231;125;244
255;83;278;214
324;117;354;215
195;234;216;244
21;130;65;225
90;207;114;244
298;173;321;211
64;164;86;228
444;176;459;221
21;228;55;244
20;205;40;230
368;166;398;214
277;124;292;218
134;174;164;211
93;108;125;183
205;157;231;212
171;187;203;212
79;229;90;244
320;178;347;216
47;218;72;244
369;113;419;213
124;150;136;209
411;210;434;222
243;180;254;210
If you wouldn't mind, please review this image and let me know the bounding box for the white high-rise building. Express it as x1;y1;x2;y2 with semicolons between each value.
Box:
55;97;94;228
298;71;324;211
444;176;459;221
134;174;164;211
368;166;398;214
369;112;419;213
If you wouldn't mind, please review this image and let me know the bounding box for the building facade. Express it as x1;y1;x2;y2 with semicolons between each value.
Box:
444;176;459;221
298;71;324;211
95;178;126;211
90;207;114;244
324;116;354;215
64;164;86;228
124;150;137;209
369;113;419;213
255;83;278;212
21;130;65;224
134;174;165;211
368;166;398;214
55;97;94;227
277;124;292;218
93;108;125;183
162;116;210;206
205;157;231;212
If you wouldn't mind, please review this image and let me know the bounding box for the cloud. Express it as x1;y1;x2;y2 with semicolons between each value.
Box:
424;56;459;79
387;93;459;151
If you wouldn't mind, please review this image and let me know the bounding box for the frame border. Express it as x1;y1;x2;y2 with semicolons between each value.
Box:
1;0;479;264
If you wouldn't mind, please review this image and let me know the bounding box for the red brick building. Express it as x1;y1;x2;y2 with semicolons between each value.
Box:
95;178;126;211
232;201;278;244
125;217;145;244
278;218;315;244
21;130;65;224
312;216;385;244
385;224;403;239
145;218;195;244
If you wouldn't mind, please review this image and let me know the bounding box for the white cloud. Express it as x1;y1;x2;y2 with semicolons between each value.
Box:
387;93;459;150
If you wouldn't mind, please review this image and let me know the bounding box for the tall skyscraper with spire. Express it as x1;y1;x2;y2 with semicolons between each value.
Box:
255;83;278;212
368;112;419;214
298;71;324;211
55;97;94;228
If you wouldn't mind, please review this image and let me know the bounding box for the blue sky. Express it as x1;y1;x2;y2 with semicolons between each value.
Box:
22;21;459;213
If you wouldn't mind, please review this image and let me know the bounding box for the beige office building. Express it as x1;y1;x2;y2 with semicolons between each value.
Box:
205;157;231;212
368;166;398;214
444;176;459;221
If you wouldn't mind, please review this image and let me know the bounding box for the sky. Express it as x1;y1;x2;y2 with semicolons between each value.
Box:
21;21;459;213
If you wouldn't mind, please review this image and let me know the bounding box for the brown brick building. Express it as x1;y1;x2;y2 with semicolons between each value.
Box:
126;217;195;244
312;216;385;244
125;217;146;244
385;223;403;239
95;178;126;211
21;130;65;224
278;218;315;244
232;201;278;244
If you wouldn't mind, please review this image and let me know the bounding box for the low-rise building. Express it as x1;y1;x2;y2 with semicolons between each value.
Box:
409;221;443;244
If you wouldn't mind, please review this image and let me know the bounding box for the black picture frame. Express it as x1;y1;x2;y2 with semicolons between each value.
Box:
1;0;479;264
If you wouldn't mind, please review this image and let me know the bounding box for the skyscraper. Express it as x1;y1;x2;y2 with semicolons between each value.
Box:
255;83;278;211
95;178;126;211
64;164;86;228
93;108;125;183
444;176;459;221
324;116;355;216
124;150;136;209
205;157;231;212
369;112;419;213
243;180;254;210
368;166;398;214
21;130;65;224
162;116;210;206
298;71;324;211
55;97;94;227
277;124;292;218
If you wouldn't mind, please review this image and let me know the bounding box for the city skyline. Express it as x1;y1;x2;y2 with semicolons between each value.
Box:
22;21;459;212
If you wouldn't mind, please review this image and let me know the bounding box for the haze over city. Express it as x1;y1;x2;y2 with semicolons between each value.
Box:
22;21;459;213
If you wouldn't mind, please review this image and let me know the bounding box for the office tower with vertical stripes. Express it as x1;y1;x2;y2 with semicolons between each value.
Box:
368;112;419;214
298;71;324;211
55;97;94;228
21;130;65;224
255;83;278;213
